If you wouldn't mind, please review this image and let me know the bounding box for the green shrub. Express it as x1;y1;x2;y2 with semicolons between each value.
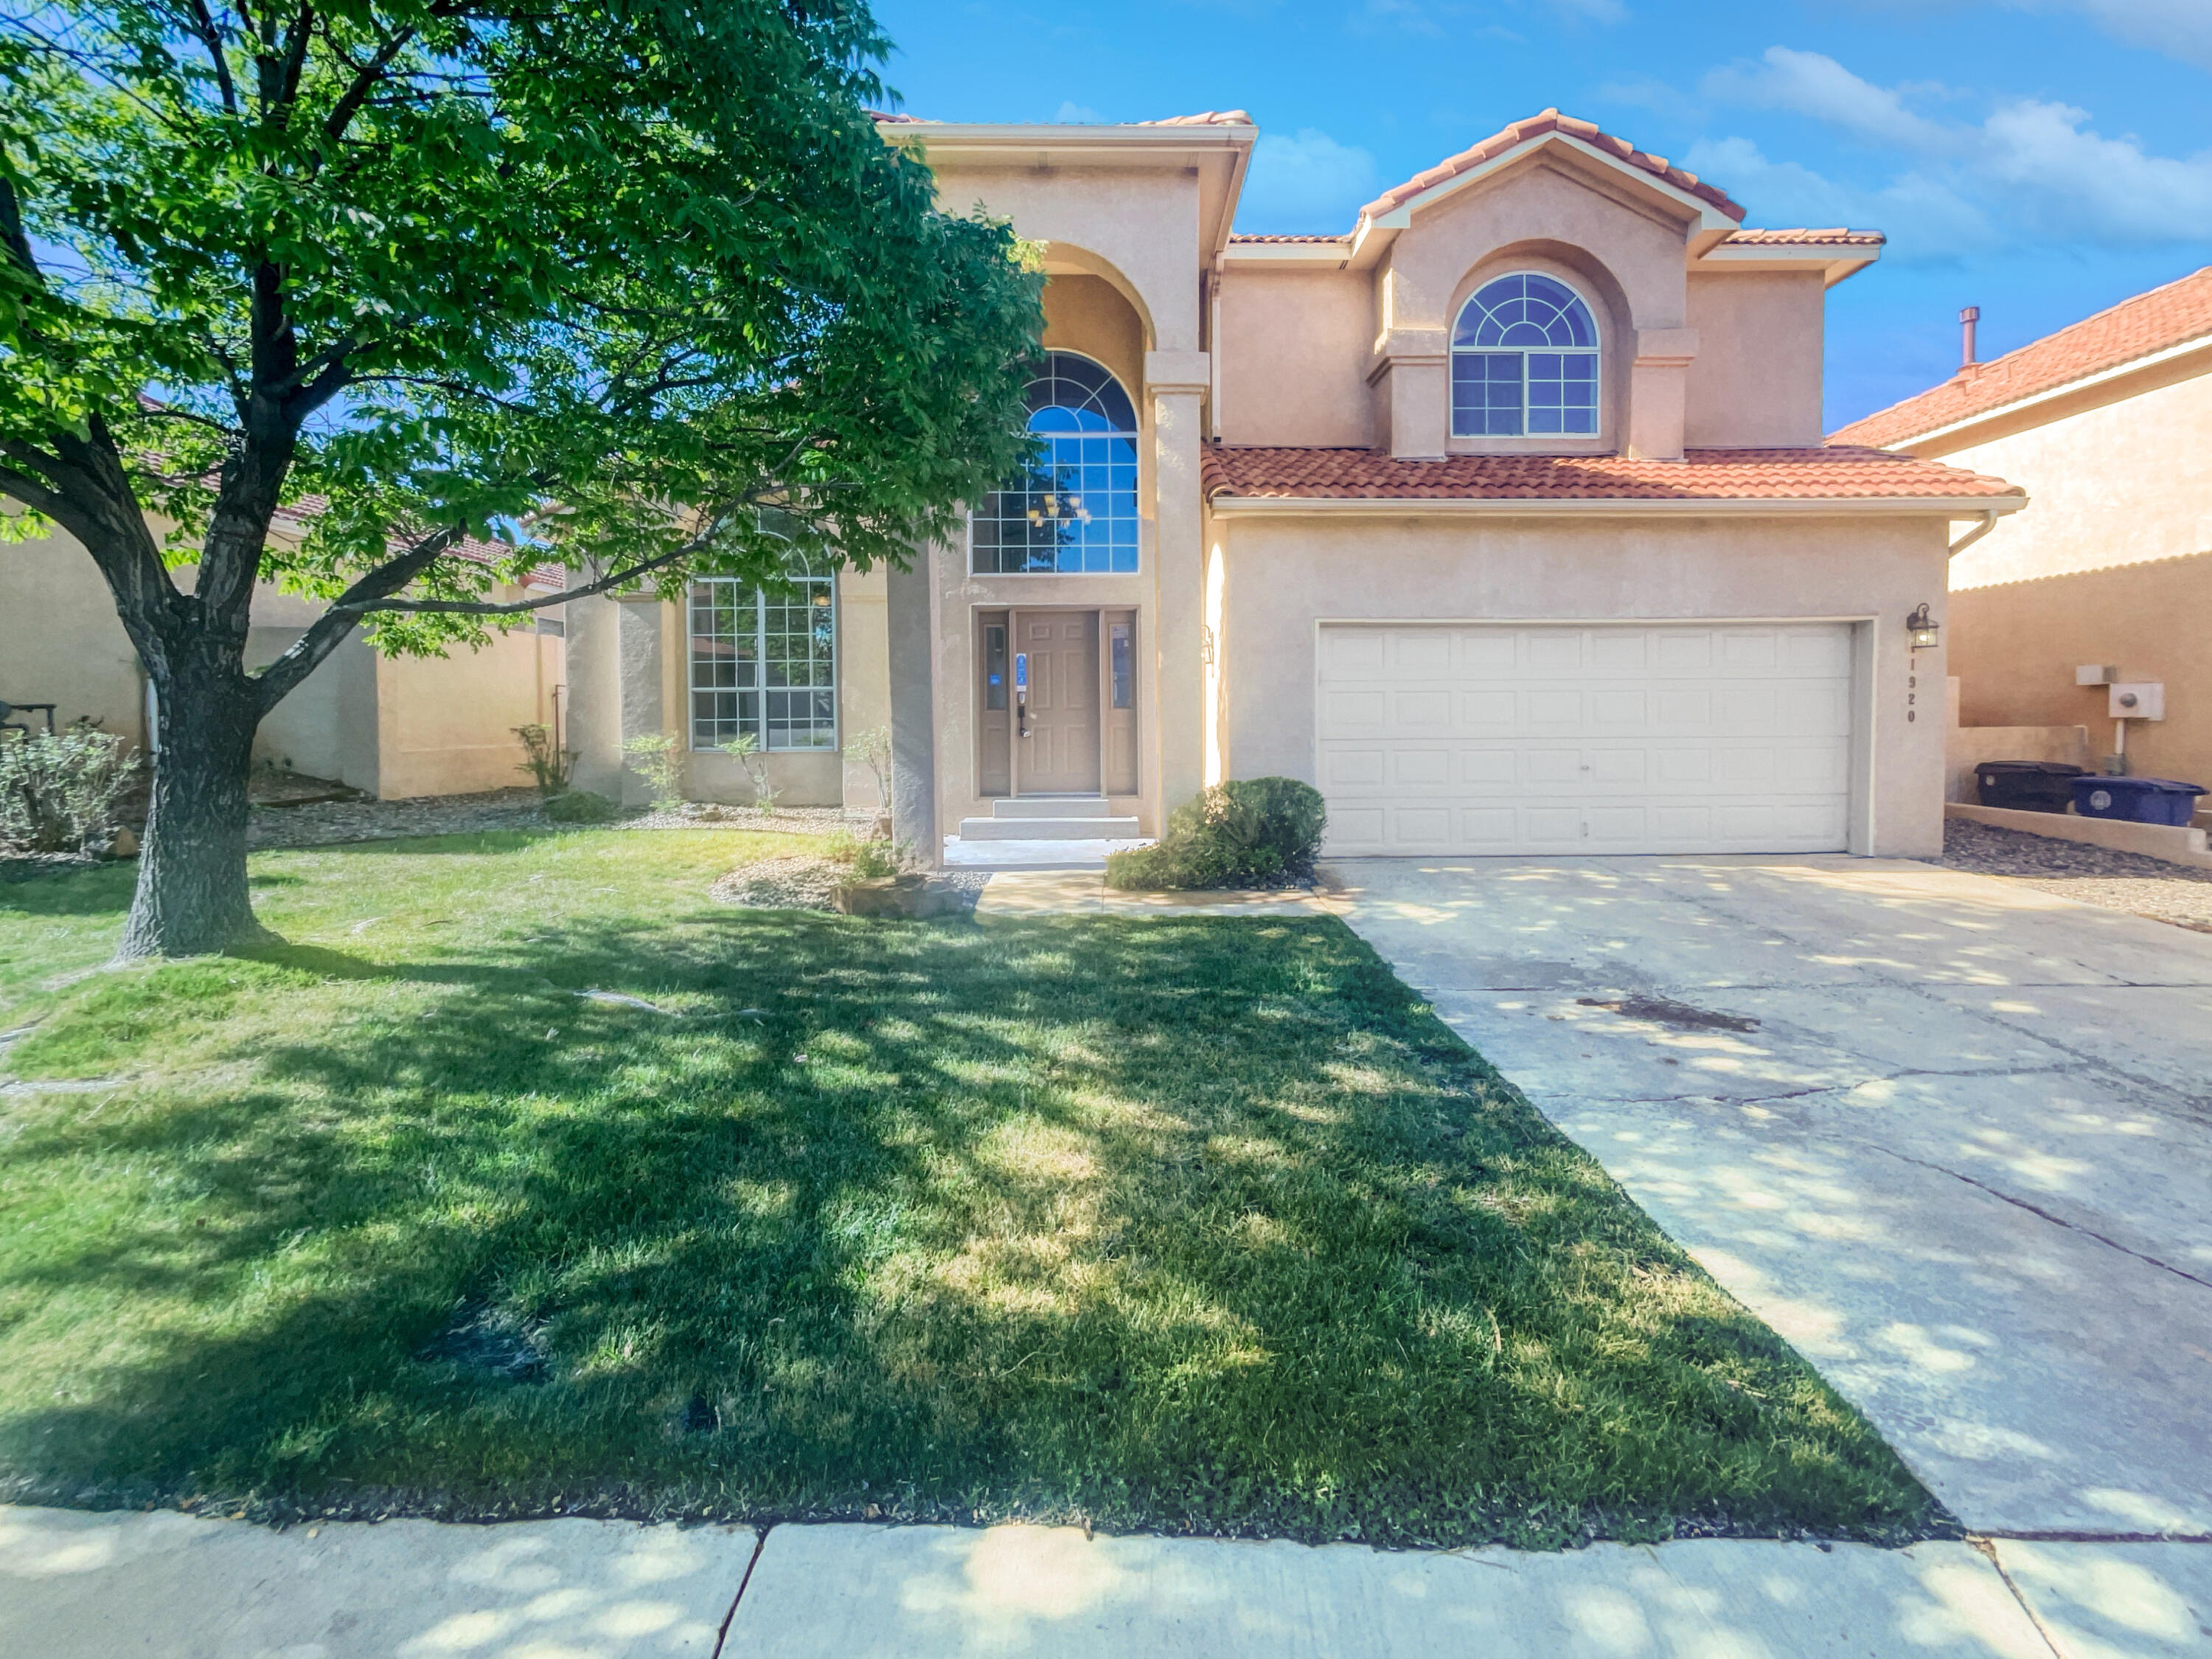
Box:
1105;776;1326;891
0;721;137;854
514;723;577;796
542;790;619;824
620;733;684;811
823;828;903;880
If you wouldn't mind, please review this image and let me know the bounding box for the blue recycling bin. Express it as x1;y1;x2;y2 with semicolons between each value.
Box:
2069;776;2207;826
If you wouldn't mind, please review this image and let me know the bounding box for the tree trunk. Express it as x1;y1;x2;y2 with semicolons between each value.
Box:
116;647;267;960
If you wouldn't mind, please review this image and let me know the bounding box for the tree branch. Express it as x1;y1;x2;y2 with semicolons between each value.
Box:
181;0;240;114
251;522;462;710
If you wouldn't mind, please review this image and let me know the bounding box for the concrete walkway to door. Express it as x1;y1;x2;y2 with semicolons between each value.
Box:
1329;855;2212;1542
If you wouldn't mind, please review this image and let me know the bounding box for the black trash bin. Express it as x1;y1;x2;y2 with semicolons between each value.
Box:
2070;776;2208;826
1975;760;2087;813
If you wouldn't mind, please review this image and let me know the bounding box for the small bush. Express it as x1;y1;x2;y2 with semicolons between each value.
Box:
542;789;619;824
824;828;903;881
620;733;685;811
1106;776;1326;891
0;721;137;854
514;723;576;796
717;733;779;812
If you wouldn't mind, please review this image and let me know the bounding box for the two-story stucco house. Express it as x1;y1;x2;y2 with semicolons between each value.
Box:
1832;268;2212;799
568;108;2027;860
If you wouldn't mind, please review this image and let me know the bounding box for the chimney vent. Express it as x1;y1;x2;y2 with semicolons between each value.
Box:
1959;305;1980;369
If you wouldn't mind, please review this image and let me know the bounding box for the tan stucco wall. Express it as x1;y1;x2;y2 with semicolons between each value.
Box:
1950;552;2212;788
0;526;150;744
372;622;563;799
1923;363;2212;789
1043;275;1144;404
1943;367;2212;588
1685;271;1825;449
1217;268;1375;447
1;514;563;796
925;163;1199;352
1208;511;1954;857
836;562;891;816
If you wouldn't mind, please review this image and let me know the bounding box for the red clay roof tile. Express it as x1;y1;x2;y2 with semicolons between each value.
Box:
1360;108;1745;225
1201;446;2021;504
1831;266;2212;449
1719;227;1885;247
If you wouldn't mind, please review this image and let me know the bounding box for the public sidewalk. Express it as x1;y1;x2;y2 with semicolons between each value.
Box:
7;1502;2210;1657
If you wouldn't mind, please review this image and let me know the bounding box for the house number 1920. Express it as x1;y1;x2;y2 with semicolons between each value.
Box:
1907;670;1917;723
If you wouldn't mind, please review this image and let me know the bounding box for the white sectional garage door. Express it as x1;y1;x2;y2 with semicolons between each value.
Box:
1318;623;1854;856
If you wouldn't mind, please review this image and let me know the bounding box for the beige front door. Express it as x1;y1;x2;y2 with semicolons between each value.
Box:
1015;611;1102;794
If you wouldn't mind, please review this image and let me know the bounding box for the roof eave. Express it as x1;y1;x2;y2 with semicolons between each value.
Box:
1206;493;2028;518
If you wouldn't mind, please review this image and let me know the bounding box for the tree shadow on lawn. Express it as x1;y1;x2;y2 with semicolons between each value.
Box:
0;907;1943;1547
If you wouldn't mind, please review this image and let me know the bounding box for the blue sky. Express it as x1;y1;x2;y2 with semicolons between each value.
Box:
870;0;2212;431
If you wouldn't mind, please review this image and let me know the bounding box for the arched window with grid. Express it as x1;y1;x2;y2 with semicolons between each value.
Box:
687;555;836;751
1450;274;1601;438
970;352;1141;574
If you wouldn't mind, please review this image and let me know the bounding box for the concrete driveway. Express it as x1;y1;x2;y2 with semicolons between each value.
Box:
1329;855;2212;1539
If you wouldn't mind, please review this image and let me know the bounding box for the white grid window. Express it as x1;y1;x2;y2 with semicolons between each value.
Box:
688;562;836;751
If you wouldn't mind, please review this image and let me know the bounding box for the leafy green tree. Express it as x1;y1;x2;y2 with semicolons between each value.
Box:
0;0;1040;957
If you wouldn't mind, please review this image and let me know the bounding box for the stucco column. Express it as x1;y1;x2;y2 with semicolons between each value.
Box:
1372;332;1449;459
885;541;939;864
612;594;666;807
1627;327;1699;461
1148;352;1209;816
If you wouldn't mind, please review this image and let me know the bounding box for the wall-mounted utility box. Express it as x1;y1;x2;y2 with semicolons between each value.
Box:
2077;664;2120;686
2110;682;2166;720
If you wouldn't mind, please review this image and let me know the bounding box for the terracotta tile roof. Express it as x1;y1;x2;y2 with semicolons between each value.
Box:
1720;227;1885;247
1832;265;2212;449
1201;445;2023;504
1138;111;1255;128
1227;232;1349;245
1360;109;1745;226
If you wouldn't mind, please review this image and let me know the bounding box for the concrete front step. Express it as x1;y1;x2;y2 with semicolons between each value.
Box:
990;796;1113;820
958;815;1138;841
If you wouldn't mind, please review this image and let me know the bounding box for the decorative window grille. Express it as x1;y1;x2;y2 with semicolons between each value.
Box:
1450;274;1601;438
970;352;1141;574
687;560;836;751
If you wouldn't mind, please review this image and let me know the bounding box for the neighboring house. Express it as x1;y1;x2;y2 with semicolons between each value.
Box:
574;108;2025;858
1832;268;2212;796
0;509;566;799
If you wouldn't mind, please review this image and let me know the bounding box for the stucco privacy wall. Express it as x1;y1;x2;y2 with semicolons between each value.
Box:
1683;272;1824;448
0;527;151;745
1208;512;1954;857
1951;553;2212;790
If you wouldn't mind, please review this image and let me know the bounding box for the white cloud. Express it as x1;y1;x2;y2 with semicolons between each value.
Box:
1054;101;1102;124
2038;0;2212;72
1237;128;1380;232
1696;49;2212;257
1548;0;1627;21
1703;46;1952;150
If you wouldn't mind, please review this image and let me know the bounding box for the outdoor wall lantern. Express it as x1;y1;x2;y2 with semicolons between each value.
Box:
1905;604;1941;650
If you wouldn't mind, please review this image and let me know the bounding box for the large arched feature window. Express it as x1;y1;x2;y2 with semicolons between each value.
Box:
688;554;836;751
1450;274;1600;438
971;352;1141;574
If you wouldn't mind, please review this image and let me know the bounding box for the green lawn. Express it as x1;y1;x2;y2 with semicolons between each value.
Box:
0;829;1938;1547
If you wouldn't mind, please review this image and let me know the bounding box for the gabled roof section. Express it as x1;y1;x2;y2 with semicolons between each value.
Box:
1360;109;1746;228
1832;266;2212;451
1201;446;2023;512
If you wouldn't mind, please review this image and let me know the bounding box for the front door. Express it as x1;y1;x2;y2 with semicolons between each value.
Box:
1015;611;1102;794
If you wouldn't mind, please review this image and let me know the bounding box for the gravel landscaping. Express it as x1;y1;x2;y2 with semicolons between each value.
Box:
1932;817;2212;933
711;855;991;913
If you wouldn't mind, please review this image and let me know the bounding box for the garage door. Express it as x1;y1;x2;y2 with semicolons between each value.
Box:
1317;623;1854;855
